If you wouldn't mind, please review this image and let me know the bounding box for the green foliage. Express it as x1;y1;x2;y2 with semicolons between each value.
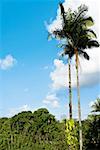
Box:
0;108;67;150
0;108;99;150
50;4;99;60
65;119;79;150
82;115;100;150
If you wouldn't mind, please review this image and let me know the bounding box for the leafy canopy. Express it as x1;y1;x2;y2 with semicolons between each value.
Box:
49;4;99;60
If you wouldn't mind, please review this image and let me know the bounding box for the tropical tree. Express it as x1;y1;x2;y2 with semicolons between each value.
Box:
60;3;73;120
48;3;99;150
82;115;100;150
91;98;100;113
0;109;68;150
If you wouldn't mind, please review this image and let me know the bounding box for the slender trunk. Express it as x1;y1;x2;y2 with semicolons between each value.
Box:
75;48;82;150
11;134;13;150
68;55;72;119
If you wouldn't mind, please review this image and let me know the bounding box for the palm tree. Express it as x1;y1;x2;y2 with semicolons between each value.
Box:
91;98;100;113
49;3;74;119
49;3;99;150
68;7;99;150
60;3;73;119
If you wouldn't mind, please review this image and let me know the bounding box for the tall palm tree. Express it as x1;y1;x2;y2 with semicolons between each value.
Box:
60;3;73;119
91;98;100;113
50;3;74;119
49;3;99;150
68;8;99;150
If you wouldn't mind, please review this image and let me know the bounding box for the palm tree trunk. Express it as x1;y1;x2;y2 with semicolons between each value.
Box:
68;55;72;119
75;48;82;150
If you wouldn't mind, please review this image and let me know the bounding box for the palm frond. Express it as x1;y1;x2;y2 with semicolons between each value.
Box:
53;30;65;39
48;4;99;62
81;17;94;27
74;5;88;22
87;40;99;48
79;50;90;60
57;43;65;48
82;29;97;38
76;36;90;49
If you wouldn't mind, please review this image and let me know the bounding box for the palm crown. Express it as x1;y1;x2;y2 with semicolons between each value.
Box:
51;4;99;60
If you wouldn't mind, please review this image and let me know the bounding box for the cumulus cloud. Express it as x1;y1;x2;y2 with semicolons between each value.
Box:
0;54;17;70
50;59;68;89
46;7;63;33
43;94;59;108
8;104;31;117
50;48;100;89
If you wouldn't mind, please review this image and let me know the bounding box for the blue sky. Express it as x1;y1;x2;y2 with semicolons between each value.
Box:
0;0;100;120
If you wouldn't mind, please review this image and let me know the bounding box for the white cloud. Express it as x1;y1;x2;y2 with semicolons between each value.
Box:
50;59;67;89
46;7;63;33
0;54;17;70
8;104;31;117
43;94;59;108
50;48;100;89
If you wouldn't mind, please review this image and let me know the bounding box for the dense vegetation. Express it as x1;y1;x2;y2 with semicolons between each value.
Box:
0;107;100;150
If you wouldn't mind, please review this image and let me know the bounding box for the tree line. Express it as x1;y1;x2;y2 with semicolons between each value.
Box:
0;98;100;150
